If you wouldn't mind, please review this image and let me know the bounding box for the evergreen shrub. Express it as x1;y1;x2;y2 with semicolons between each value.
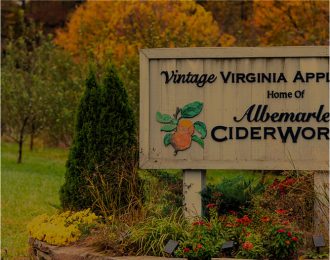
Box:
60;64;140;214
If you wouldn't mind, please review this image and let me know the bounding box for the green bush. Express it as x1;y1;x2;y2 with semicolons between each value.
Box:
60;64;138;213
201;176;265;216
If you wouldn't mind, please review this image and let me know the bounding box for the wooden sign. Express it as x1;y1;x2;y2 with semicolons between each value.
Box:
139;47;329;170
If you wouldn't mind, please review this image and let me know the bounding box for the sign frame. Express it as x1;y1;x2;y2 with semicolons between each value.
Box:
139;46;329;170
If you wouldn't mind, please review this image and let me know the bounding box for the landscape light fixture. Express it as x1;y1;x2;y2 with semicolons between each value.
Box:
221;241;235;257
312;235;325;254
164;239;179;255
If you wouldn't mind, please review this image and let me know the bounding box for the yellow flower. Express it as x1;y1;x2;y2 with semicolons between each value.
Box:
27;209;99;246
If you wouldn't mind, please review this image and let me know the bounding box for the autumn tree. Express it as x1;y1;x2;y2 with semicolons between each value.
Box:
198;0;329;47
198;0;255;46
252;0;329;46
55;0;222;114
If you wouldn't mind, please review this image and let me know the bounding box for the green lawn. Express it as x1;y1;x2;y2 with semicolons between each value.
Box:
1;142;68;258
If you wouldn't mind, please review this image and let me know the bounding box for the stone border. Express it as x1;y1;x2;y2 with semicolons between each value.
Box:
29;238;256;260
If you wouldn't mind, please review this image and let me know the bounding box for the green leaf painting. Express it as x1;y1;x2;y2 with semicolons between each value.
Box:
161;124;177;132
192;135;204;148
171;119;178;125
156;111;173;123
163;133;172;146
180;101;203;118
194;121;207;139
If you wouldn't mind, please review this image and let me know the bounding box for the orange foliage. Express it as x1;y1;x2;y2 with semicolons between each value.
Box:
252;0;329;46
55;0;221;64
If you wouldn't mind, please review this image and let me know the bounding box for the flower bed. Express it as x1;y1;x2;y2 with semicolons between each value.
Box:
27;172;329;260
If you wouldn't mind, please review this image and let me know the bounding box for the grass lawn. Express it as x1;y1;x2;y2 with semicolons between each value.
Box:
1;142;68;258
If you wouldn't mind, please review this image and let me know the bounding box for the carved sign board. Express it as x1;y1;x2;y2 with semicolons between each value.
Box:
139;47;329;170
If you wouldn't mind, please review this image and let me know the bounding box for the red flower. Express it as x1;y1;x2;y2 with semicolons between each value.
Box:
236;215;252;226
242;241;254;250
228;210;237;215
277;229;285;233
292;237;298;242
261;216;270;223
278;183;286;195
287;231;292;237
194;244;203;251
213;192;223;197
193;220;205;226
275;209;288;214
225;223;235;228
206;223;212;230
282;177;297;187
269;179;280;189
206;203;217;209
282;220;290;225
183;247;190;252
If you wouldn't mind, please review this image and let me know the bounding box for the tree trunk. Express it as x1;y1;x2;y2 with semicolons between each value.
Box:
18;137;23;164
21;0;26;10
17;117;29;164
240;1;246;20
30;122;35;151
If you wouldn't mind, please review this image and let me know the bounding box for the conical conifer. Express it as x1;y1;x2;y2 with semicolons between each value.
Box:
60;64;137;211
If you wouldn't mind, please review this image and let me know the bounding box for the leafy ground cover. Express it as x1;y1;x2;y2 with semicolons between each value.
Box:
1;142;67;258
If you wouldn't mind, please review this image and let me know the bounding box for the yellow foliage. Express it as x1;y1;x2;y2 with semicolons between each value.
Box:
252;0;329;46
219;33;236;47
27;208;99;246
55;0;221;64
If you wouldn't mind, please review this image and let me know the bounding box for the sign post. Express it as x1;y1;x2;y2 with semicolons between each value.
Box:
183;169;206;218
139;46;329;218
